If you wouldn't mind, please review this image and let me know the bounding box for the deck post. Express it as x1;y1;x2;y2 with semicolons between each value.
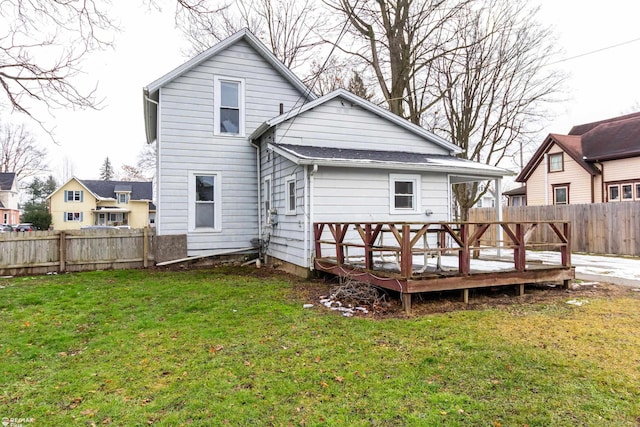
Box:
314;223;323;260
401;293;412;314
459;223;470;274
400;224;412;278
514;223;526;271
461;288;469;304
364;223;373;270
517;283;525;296
561;222;571;267
335;224;344;265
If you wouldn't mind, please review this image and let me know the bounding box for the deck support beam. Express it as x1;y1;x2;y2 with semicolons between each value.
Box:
462;288;469;304
401;293;412;314
517;283;525;296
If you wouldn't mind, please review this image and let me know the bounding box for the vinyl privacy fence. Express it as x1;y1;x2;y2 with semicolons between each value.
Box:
0;228;155;276
469;202;640;256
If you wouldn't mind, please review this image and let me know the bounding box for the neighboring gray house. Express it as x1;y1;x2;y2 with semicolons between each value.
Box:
143;29;509;272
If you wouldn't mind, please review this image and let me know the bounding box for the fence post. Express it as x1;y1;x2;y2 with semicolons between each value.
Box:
59;231;66;273
143;227;149;268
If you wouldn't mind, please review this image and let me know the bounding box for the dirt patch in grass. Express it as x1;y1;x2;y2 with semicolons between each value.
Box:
291;273;639;318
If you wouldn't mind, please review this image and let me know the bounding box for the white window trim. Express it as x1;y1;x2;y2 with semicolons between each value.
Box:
621;183;633;200
554;186;568;205
213;76;245;137
548;152;563;172
608;184;620;202
264;176;272;224
389;174;421;214
285;174;296;215
188;171;222;233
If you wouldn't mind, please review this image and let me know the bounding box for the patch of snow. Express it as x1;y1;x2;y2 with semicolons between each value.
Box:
303;304;314;309
566;299;588;306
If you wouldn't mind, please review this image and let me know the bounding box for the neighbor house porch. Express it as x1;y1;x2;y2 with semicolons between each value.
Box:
313;221;574;313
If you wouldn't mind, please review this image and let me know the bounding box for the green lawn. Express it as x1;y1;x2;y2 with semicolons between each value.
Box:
1;268;639;426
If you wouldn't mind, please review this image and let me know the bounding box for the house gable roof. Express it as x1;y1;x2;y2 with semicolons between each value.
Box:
516;133;599;182
81;180;152;201
47;177;152;202
568;111;640;135
580;115;640;161
270;143;510;178
252;88;462;155
142;28;316;144
0;173;16;190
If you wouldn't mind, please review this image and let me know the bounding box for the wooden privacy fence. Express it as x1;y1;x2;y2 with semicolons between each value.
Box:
0;228;155;276
470;201;640;256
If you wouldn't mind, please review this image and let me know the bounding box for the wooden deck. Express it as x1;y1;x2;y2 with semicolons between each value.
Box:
313;221;575;313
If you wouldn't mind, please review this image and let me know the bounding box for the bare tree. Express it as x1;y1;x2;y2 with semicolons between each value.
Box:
119;142;156;181
0;122;48;182
177;0;328;71
327;0;472;124
0;0;116;119
431;0;564;220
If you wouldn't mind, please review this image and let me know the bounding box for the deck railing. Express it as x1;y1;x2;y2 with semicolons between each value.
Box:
314;221;571;279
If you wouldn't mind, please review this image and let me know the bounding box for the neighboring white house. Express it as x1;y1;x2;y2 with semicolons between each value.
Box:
143;29;510;272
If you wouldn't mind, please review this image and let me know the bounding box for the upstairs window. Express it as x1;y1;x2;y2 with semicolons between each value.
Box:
117;193;129;204
214;76;245;136
65;190;83;202
548;153;563;172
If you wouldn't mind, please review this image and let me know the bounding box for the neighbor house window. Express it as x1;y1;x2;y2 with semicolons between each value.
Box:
608;185;620;202
64;212;83;222
390;174;421;214
636;183;640;199
117;193;129;204
214;76;245;136
285;175;296;215
65;190;83;202
553;184;569;205
188;172;222;231
622;184;633;200
548;153;563;172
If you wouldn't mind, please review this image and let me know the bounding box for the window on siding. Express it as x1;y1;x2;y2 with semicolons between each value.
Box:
189;172;222;231
264;176;272;223
553;185;568;205
636;183;640;199
117;193;129;204
64;212;83;222
622;184;633;200
608;185;620;202
214;76;244;136
390;174;420;214
285;175;296;215
548;153;563;172
66;190;83;202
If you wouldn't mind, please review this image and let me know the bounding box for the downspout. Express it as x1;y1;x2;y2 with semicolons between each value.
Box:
309;164;318;270
599;161;605;202
250;139;262;240
544;153;549;205
303;164;308;269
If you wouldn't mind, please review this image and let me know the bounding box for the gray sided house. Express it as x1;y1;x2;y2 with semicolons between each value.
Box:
143;29;509;271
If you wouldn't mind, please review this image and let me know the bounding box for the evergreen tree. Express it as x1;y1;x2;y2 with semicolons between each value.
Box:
21;175;57;230
347;71;372;101
100;157;114;180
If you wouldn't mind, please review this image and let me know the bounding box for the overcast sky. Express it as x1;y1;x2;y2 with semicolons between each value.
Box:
26;0;640;183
